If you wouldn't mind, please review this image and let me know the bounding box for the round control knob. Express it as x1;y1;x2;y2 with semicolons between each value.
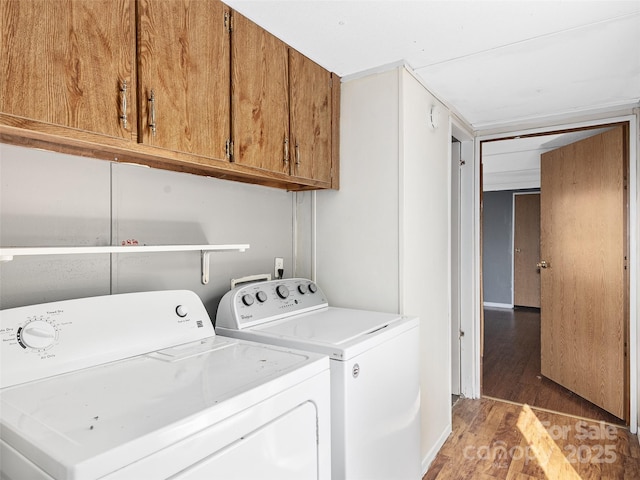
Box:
20;320;56;349
242;294;255;306
276;285;290;299
308;283;318;294
298;284;308;294
175;305;188;317
256;291;268;303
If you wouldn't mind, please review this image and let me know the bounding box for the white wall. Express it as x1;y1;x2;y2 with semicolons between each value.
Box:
314;66;452;473
0;143;299;317
314;70;401;313
399;68;452;470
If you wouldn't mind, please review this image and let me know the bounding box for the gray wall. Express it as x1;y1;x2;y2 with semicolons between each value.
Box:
482;189;539;305
482;190;513;305
0;143;309;320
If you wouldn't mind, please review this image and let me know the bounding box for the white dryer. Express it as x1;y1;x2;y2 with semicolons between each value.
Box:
216;278;421;480
0;290;331;480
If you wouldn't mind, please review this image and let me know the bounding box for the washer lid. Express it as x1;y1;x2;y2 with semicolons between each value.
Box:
254;308;397;343
0;336;327;480
240;307;417;360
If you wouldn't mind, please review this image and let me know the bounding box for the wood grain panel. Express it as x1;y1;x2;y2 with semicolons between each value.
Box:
1;0;135;139
483;307;623;424
540;126;626;419
137;0;230;158
289;50;332;185
514;193;541;308
330;73;341;190
231;12;289;173
0;117;326;191
424;398;640;480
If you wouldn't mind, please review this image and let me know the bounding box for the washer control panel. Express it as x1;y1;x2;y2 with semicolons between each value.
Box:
216;278;328;330
0;290;214;388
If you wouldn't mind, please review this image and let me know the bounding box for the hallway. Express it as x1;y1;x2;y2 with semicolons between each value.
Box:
482;307;623;425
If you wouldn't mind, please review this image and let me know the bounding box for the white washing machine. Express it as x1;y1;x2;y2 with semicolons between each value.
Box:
0;290;331;480
216;278;421;480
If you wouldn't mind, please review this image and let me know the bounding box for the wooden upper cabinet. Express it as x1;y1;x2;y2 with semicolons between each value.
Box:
231;12;337;187
231;12;289;174
1;0;135;139
289;50;333;185
1;1;338;190
137;0;230;159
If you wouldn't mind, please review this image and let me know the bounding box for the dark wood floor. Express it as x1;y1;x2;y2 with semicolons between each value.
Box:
483;307;624;425
423;397;640;479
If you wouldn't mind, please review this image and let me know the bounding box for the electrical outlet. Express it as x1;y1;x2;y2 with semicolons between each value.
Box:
275;257;284;279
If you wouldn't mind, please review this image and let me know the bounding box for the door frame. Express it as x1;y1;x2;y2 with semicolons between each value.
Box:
451;139;462;395
463;113;638;433
452;119;475;399
511;191;540;307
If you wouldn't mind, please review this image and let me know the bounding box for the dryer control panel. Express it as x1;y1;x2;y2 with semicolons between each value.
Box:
216;278;328;330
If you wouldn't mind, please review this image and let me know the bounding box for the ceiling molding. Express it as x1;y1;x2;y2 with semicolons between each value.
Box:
473;101;639;133
340;60;408;83
483;169;540;192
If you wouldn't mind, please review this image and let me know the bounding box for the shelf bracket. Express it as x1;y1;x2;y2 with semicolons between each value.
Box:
201;250;211;285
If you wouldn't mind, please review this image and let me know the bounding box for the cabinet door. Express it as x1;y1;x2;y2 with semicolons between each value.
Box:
231;12;289;174
137;0;230;159
289;51;333;185
1;0;135;139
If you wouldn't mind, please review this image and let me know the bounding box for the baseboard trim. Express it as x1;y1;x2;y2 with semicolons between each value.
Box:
483;302;513;309
421;423;452;476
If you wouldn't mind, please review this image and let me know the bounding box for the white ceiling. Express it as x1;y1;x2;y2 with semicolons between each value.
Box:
224;0;640;131
481;127;611;191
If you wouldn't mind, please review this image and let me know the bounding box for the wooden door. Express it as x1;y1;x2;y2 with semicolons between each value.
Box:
289;50;332;185
1;0;135;139
137;0;230;159
231;12;289;173
514;193;541;308
540;126;627;419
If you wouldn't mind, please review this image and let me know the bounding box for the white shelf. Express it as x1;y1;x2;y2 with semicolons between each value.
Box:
0;244;249;258
0;244;250;284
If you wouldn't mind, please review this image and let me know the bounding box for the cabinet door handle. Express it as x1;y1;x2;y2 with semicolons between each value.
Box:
295;142;300;167
283;137;289;164
119;80;128;129
148;90;157;136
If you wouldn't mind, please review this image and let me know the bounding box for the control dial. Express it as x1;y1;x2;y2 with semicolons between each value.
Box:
256;291;268;303
20;320;57;349
276;285;290;299
242;294;255;306
308;283;318;293
298;284;308;294
175;305;189;317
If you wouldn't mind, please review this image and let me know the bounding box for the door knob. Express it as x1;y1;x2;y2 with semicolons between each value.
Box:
536;260;548;269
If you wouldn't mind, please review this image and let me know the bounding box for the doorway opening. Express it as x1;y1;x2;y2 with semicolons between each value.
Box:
480;122;630;425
